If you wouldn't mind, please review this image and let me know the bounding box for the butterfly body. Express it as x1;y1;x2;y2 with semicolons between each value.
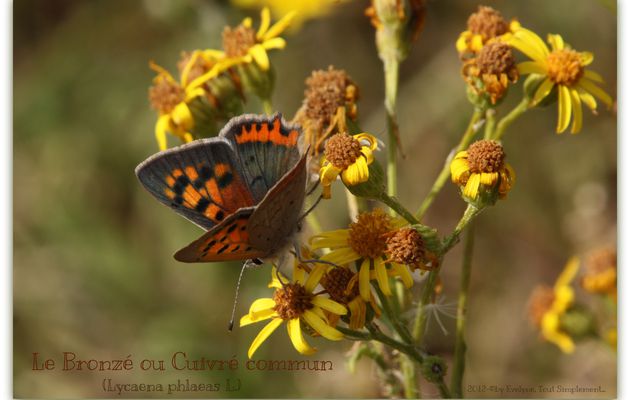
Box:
136;113;306;263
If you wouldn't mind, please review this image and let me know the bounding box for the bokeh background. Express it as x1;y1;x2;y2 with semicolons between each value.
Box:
13;0;617;398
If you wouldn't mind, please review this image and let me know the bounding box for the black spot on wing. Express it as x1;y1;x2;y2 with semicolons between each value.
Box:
217;244;230;254
217;171;233;188
195;198;210;213
215;211;225;221
172;175;190;195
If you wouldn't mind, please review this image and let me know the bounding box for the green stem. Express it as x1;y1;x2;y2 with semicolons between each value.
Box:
438;381;452;399
491;97;529;141
261;98;274;114
451;223;475;398
415;109;485;220
483;109;496;140
401;356;418;399
412;204;483;342
384;58;400;204
374;285;414;344
379;192;421;225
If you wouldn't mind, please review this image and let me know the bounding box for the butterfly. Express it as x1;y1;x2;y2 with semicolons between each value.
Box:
135;113;307;263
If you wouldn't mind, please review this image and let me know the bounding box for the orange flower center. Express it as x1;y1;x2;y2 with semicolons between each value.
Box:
466;140;505;173
467;6;508;41
348;209;392;259
324;133;363;170
384;227;426;266
222;24;256;58
273;283;313;320
321;267;359;304
546;49;584;86
148;78;185;114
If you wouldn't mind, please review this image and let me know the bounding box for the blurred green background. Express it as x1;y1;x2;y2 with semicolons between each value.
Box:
13;0;616;398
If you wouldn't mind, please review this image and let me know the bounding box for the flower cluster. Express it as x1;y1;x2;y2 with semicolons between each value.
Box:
147;8;294;150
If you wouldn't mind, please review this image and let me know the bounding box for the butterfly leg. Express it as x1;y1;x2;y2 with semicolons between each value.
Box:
305;180;320;197
292;241;341;269
298;194;323;223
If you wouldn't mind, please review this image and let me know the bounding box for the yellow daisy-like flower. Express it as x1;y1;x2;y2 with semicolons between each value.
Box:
219;7;295;71
319;132;378;199
240;266;346;358
310;209;414;301
507;29;613;133
148;53;229;150
456;6;520;55
540;257;580;353
450;140;515;201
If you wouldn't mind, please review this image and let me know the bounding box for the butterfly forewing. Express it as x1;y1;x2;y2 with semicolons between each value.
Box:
135;138;256;230
221;113;302;203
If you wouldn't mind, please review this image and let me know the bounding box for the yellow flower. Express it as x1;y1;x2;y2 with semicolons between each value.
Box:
231;0;341;28
148;53;229;150
507;29;613;133
456;6;520;54
240;265;346;358
220;7;295;71
450;140;515;201
310;209;414;301
319;132;378;199
540;257;580;353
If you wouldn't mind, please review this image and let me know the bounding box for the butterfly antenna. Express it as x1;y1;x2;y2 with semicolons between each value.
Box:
305;181;320;197
228;259;259;331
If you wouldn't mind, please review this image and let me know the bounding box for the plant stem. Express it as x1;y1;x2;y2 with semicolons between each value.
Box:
379;192;421;225
451;223;475;398
384;58;401;205
374;285;414;344
261;98;274;114
415;109;485;220
491;97;529;141
412;204;483;342
483;109;496;140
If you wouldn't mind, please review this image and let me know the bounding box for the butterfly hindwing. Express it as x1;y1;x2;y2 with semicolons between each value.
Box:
174;208;267;262
220;113;302;203
135;138;256;230
248;151;308;252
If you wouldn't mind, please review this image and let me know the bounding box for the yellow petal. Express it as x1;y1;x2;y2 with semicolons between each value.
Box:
578;90;598;112
263;10;296;41
531;78;555;105
171;102;194;131
242;17;253;28
556;257;580;288
303;310;344;341
359;258;371;301
320;163;341;185
450;157;470;183
517;61;547;76
293;263;306;285
310;229;350;249
256;7;271;40
304;265;327;292
580;51;594;66
180;50;200;87
247;317;283;358
510;29;548;62
463;173;481;199
348;297;366;329
391;263;413;288
374;258;391;296
569;88;583;134
240;308;277;326
355;133;378;150
312;296;347;315
287;318;316;355
557;85;572;133
583;69;604;84
149;60;176;83
471;34;483;52
455;31;471;53
321;247;361;265
249;298;276;314
541;313;575;353
261;37;286;50
578;78;613;108
155;114;170;150
547;34;564;51
249;44;270;71
341;156;369;186
479;172;499;186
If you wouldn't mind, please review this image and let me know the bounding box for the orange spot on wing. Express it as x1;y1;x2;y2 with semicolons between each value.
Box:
164;188;175;199
185;166;199;181
203;203;223;221
214;163;230;177
205;179;224;207
182;185;202;208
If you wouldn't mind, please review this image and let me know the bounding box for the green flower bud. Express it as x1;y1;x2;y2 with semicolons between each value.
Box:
421;355;447;383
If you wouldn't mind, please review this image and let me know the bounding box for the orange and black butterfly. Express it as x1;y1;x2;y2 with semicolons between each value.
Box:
135;113;307;263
